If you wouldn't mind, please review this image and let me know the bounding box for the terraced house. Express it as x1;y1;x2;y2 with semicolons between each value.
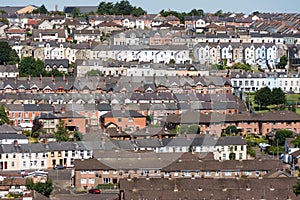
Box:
0;141;93;171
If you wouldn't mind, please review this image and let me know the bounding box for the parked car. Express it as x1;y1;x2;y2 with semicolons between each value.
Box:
18;170;28;176
88;188;101;194
53;165;65;170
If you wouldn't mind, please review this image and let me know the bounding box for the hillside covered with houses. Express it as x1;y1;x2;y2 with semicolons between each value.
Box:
0;2;300;199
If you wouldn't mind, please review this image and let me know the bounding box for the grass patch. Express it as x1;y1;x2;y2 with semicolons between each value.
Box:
286;94;300;102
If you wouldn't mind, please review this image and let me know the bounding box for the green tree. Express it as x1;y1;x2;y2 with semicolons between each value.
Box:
293;179;300;196
271;88;286;105
267;146;285;155
31;118;43;138
32;4;48;14
254;87;272;107
178;125;189;135
113;0;133;15
214;9;223;17
275;129;293;146
0;18;9;25
0;105;9;125
97;1;146;16
277;55;288;69
0;42;12;65
187;125;200;134
8;49;19;65
25;178;34;190
188;9;204;16
225;125;238;136
247;146;256;158
54;121;70;142
132;7;146;17
74;131;82;141
97;2;114;15
292;136;300;148
26;178;53;197
72;7;81;18
19;57;44;77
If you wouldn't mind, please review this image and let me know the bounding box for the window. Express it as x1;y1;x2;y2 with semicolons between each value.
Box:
81;170;87;174
81;178;87;184
89;170;94;174
12;161;14;167
6;154;8;159
103;178;111;184
205;171;211;176
88;178;95;184
118;118;122;122
23;161;26;167
222;153;226;160
41;161;45;167
245;171;252;176
255;171;260;176
225;171;232;176
103;170;109;174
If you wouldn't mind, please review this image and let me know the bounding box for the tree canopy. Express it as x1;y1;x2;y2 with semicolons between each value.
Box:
72;7;81;18
277;55;288;69
225;125;238;136
97;0;146;16
160;8;204;24
293;178;300;196
54;121;71;142
271;87;286;105
32;5;48;14
26;178;53;197
275;129;293;146
0;42;19;65
254;87;286;107
254;87;272;107
19;57;66;77
0;105;9;125
19;57;44;77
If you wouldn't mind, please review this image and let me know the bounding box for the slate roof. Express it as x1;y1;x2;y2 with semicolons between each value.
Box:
0;124;18;134
120;177;298;199
44;59;69;68
0;133;28;140
162;154;282;171
0;65;18;73
32;29;66;38
101;110;145;118
165;110;300;124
